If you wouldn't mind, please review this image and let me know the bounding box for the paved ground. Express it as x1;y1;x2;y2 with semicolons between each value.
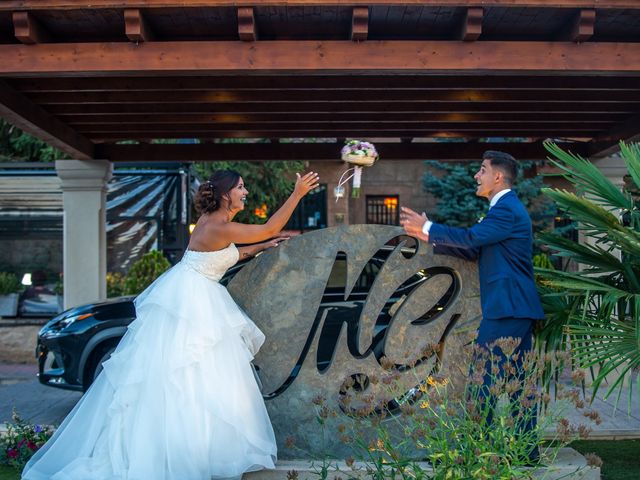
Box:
0;363;81;426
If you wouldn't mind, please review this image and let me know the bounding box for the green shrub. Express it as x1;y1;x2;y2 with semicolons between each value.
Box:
0;273;21;296
122;251;171;295
106;272;125;298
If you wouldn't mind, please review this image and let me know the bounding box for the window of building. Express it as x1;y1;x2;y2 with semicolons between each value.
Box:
366;195;399;225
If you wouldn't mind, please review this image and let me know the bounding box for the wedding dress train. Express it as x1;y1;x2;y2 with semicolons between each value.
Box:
23;244;277;480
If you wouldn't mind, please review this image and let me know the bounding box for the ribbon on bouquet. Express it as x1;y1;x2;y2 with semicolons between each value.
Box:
334;166;363;201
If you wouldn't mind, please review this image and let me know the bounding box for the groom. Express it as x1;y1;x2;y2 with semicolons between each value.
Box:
400;150;545;457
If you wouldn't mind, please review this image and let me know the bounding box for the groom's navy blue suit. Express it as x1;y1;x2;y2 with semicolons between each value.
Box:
427;190;544;453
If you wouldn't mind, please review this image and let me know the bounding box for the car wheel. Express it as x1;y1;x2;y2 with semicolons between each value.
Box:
84;343;117;390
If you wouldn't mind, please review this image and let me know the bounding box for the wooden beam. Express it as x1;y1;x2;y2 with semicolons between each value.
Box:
351;6;368;42
46;101;640;115
95;141;588;163
74;121;614;131
82;128;601;139
1;1;640;10
237;7;256;42
63;112;629;125
569;9;595;43
12;11;51;44
26;89;640;104
14;75;640;92
0;80;94;159
461;7;483;42
125;9;154;43
2;41;640;75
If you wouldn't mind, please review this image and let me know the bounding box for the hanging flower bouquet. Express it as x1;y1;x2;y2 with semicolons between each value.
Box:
335;140;379;199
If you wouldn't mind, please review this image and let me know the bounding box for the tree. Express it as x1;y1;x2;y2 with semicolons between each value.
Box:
0;120;66;162
422;159;555;231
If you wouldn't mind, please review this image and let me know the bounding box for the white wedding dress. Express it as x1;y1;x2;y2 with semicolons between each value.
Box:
23;244;277;480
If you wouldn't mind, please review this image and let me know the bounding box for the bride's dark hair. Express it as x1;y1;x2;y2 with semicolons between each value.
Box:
195;170;241;214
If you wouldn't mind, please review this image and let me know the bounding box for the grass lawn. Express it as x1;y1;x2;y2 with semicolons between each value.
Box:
0;466;18;480
571;440;640;480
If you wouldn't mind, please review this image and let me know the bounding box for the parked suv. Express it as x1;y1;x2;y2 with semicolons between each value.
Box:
37;247;455;391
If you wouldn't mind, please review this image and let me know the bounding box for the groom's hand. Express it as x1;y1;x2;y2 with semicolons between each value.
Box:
400;206;430;242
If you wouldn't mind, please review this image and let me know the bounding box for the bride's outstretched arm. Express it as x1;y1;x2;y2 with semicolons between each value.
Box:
236;235;290;259
221;171;319;245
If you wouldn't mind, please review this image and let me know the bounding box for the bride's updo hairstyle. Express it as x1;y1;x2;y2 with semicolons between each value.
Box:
195;170;242;214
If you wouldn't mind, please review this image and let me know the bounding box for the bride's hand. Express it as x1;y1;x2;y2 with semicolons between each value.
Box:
294;171;320;197
263;236;290;250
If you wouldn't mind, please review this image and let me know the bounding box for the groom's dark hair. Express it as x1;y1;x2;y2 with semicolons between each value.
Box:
483;150;518;186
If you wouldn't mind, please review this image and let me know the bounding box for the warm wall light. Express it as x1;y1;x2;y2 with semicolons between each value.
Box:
254;204;268;219
21;273;32;286
188;223;196;234
384;197;398;208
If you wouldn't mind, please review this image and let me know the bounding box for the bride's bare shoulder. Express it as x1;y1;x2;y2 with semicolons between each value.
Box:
188;217;230;251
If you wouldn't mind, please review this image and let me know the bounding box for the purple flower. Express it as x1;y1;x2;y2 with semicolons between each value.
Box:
34;425;43;433
7;448;18;459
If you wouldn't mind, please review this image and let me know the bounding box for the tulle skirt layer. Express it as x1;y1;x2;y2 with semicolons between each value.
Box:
22;263;277;480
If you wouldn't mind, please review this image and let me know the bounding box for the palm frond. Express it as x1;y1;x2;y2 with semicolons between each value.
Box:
537;232;627;274
541;189;621;233
543;141;633;211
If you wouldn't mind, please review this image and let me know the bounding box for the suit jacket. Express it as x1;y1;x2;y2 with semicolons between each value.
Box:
429;190;545;321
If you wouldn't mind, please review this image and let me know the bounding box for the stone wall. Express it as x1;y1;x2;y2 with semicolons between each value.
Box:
0;238;62;279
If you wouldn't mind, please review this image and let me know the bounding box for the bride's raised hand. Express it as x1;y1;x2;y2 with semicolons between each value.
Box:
294;171;320;197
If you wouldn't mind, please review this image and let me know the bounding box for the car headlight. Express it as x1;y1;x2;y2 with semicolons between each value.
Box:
40;312;94;337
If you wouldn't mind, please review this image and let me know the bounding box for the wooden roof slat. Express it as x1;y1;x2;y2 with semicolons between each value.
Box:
24;89;640;104
45;101;640;115
62;112;631;124
13;75;640;92
0;79;94;159
74;121;616;131
80;125;603;133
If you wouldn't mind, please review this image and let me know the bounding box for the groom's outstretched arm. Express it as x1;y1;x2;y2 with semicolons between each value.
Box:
400;206;479;261
429;201;514;249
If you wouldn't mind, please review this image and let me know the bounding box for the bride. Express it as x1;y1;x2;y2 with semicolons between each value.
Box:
23;169;320;480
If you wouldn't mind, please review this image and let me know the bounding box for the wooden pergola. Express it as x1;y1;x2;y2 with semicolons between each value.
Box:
2;0;640;308
1;1;639;163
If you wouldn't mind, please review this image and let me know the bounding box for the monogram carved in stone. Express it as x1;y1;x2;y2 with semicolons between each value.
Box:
227;225;481;457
